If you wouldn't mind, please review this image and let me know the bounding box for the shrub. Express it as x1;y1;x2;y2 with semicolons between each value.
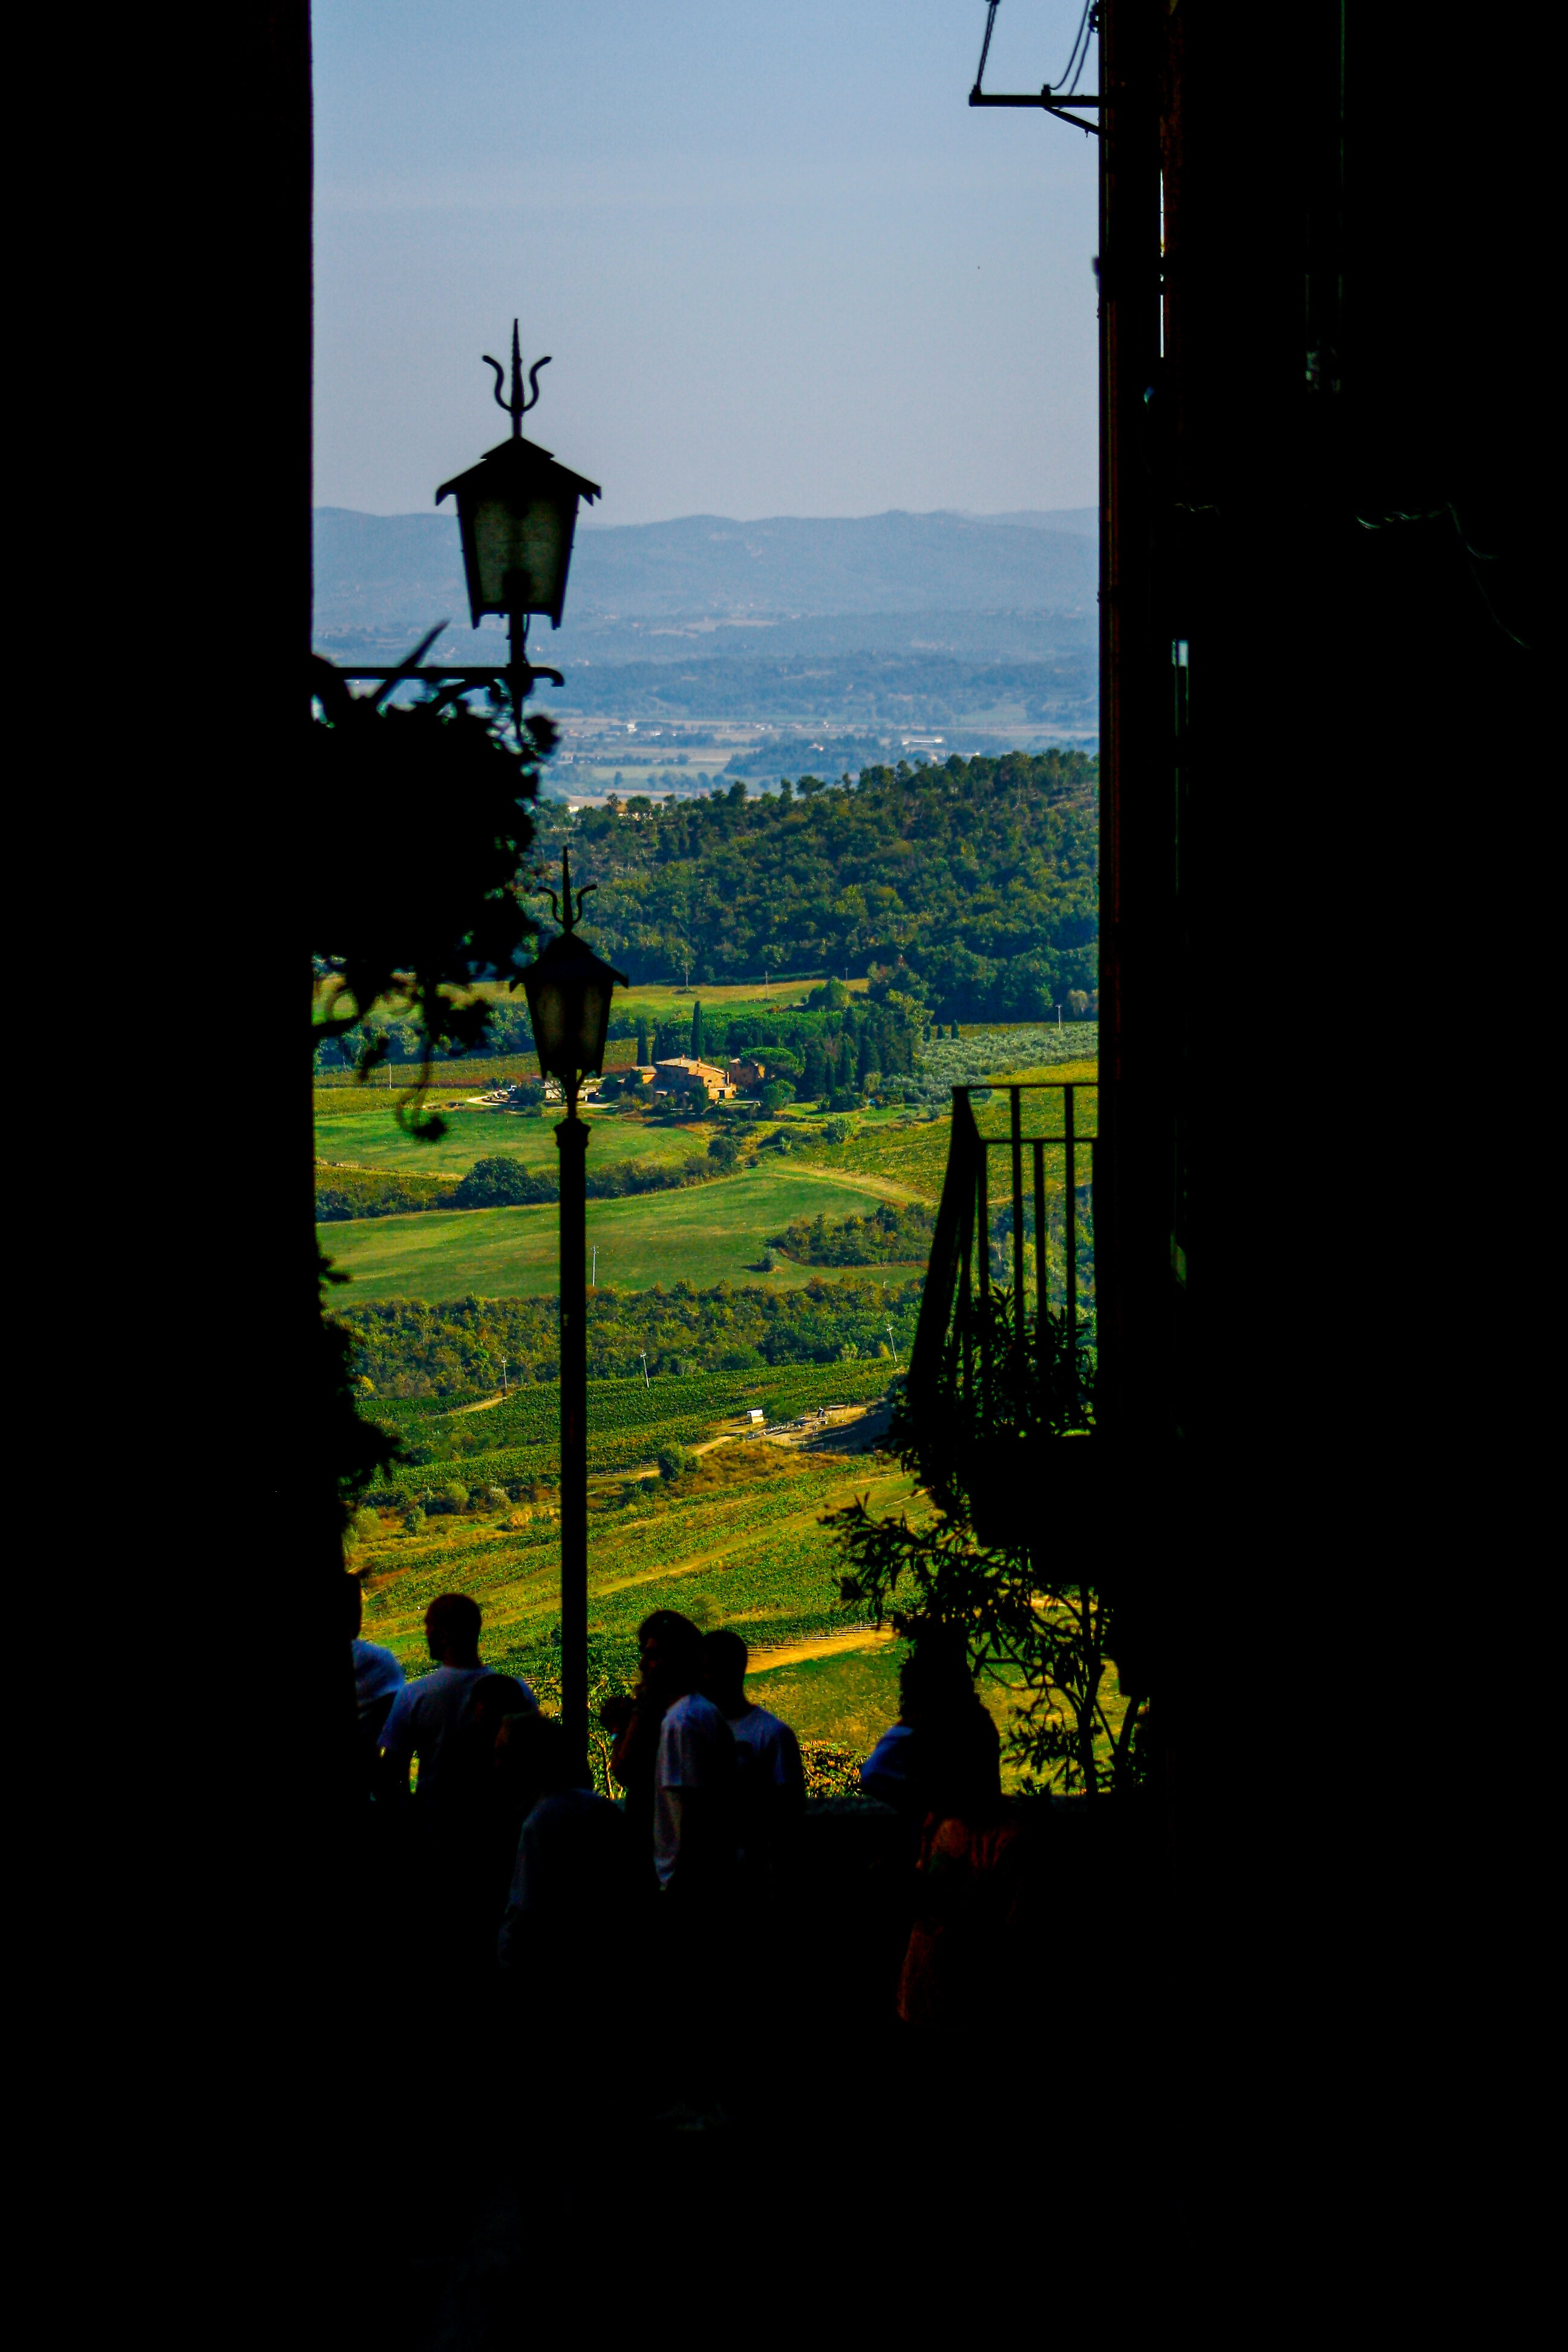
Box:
402;1505;427;1535
657;1444;701;1481
449;1157;556;1208
481;1486;511;1511
800;1740;861;1798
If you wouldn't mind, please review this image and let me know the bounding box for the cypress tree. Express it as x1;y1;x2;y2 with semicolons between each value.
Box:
636;1016;650;1067
691;998;703;1059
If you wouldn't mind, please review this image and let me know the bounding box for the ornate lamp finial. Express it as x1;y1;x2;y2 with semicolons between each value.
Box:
483;319;552;437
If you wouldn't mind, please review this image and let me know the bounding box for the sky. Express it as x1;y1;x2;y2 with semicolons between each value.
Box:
313;2;1099;525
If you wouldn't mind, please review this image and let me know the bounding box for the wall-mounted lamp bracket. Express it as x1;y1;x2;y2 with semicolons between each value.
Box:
969;0;1101;136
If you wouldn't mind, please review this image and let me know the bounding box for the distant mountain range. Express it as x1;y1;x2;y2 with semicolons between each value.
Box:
312;507;1098;667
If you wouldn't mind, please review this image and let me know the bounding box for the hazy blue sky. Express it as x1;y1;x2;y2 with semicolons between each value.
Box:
314;2;1099;524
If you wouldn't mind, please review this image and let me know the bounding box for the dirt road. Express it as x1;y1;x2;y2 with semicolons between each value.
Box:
744;1624;897;1674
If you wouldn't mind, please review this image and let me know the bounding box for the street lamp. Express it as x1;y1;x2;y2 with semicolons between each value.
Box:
336;320;601;741
438;321;602;736
521;848;629;1764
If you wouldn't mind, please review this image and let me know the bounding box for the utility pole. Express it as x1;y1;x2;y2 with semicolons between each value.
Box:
639;1351;649;1387
886;1323;900;1367
501;1355;508;1394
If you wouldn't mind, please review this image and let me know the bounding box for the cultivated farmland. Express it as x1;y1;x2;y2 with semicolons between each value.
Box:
320;1163;922;1302
322;1026;1097;1757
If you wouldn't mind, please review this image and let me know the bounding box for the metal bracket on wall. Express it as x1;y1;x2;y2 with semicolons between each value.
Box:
969;0;1101;136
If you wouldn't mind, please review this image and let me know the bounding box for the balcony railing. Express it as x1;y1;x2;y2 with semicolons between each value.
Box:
910;1081;1098;1423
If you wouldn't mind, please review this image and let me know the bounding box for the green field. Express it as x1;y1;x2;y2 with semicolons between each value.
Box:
354;1407;1088;1774
315;1099;707;1178
355;1431;918;1681
370;1359;898;1486
321;1161;923;1301
743;1642;1054;1775
743;1641;907;1753
324;1031;1100;1760
314;972;864;1049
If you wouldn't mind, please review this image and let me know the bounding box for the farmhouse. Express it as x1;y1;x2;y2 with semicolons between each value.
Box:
653;1056;736;1103
726;1057;767;1091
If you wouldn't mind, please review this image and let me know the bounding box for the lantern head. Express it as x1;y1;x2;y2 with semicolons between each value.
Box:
436;322;601;630
521;849;629;1095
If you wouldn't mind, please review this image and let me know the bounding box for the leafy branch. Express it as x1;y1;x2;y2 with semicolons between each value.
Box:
309;659;554;1138
828;1287;1149;1798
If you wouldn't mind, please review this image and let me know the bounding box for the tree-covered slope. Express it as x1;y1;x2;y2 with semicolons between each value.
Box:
538;748;1098;1020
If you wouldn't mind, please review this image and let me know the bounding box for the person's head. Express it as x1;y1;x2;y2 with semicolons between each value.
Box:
927;1702;1004;1827
636;1610;704;1706
698;1628;749;1719
342;1573;365;1641
494;1710;590;1818
425;1592;482;1668
899;1630;973;1728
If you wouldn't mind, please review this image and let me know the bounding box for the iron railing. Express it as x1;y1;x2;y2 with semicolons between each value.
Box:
910;1081;1098;1417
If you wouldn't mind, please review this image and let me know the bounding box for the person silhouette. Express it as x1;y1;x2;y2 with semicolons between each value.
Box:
344;1571;403;1766
698;1628;804;1867
377;1593;535;1805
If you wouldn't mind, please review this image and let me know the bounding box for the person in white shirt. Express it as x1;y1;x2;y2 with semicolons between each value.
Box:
345;1572;404;1732
640;1612;737;1896
698;1629;805;1863
377;1592;535;1805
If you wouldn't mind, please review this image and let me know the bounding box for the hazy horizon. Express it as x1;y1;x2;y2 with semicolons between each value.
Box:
314;3;1100;525
313;501;1099;529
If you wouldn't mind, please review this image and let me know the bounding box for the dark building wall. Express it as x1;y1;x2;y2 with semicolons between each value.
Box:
1096;2;1546;1463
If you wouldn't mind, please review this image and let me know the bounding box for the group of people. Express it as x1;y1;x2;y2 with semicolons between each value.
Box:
348;1576;1028;2080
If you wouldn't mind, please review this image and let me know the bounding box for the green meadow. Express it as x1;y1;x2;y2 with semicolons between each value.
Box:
321;1161;924;1302
315;1099;707;1178
326;1030;1099;1758
354;1440;921;1682
313;972;864;1052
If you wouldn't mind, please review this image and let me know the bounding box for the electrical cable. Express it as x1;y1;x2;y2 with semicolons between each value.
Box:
1054;0;1095;96
1354;503;1531;650
974;0;1001;91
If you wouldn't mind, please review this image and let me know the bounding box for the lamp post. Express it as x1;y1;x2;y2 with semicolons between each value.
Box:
521;850;629;1763
336;321;601;742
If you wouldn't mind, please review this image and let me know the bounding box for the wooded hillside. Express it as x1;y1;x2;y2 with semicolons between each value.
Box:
539;748;1097;1022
